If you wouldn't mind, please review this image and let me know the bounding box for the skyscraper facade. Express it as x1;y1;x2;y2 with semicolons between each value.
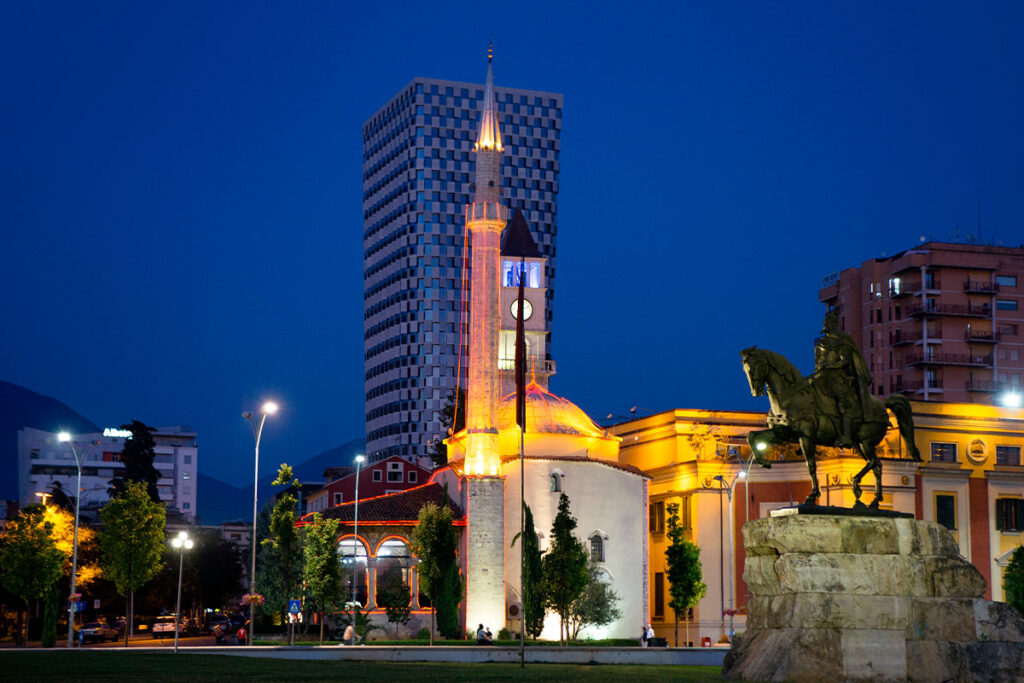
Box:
361;74;562;461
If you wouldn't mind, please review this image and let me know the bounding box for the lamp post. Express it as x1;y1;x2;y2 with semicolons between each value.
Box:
171;531;194;654
350;454;365;646
57;431;84;649
242;401;278;646
714;471;745;644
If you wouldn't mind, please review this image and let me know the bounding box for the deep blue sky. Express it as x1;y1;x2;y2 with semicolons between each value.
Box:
3;2;1022;485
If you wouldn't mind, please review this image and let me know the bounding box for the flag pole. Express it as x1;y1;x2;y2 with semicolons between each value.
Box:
515;258;527;668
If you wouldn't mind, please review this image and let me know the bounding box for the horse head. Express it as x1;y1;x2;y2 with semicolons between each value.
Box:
740;347;767;397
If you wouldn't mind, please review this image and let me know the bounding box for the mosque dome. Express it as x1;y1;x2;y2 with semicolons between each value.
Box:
497;381;609;438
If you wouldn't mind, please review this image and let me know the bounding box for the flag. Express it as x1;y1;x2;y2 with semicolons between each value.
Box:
514;259;527;431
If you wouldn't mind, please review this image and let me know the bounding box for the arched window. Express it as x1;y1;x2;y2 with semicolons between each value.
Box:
550;473;561;492
376;538;412;609
338;537;369;608
590;535;604;563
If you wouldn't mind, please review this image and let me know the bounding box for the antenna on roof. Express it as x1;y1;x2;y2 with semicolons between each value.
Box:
488;40;493;64
977;193;982;242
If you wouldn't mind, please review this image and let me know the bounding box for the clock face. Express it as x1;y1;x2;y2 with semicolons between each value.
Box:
511;298;533;321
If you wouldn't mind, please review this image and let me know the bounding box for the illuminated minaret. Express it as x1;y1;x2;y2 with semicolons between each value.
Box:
463;46;507;632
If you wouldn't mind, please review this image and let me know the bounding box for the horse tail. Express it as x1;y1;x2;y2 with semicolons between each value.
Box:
885;394;921;461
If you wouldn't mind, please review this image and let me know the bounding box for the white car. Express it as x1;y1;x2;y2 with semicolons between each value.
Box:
151;615;184;638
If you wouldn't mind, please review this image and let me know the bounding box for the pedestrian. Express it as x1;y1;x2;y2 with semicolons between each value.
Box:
640;625;648;647
645;624;655;646
476;624;492;645
343;624;355;644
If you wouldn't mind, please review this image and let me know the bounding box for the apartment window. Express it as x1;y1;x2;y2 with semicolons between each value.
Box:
653;572;665;618
182;472;191;480
408;471;417;483
997;300;1019;312
373;470;382;482
996;446;1021;466
931;442;958;463
183;455;192;464
333;493;343;506
935;494;956;530
590;535;605;563
996;498;1024;531
925;271;936;289
182;502;190;510
650;500;666;534
997;275;1018;288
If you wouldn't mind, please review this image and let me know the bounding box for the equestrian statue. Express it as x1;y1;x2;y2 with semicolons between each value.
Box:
741;311;920;510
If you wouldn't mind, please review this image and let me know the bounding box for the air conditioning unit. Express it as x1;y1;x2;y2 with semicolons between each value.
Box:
507;602;521;620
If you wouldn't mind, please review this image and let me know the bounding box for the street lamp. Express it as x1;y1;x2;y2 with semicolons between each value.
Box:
57;431;83;650
999;391;1022;408
242;400;277;646
350;454;365;646
171;531;194;654
713;471;745;644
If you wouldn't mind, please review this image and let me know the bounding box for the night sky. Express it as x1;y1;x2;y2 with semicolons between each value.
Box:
3;2;1022;485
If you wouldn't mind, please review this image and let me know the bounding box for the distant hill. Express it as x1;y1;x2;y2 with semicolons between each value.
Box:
0;380;99;500
197;438;366;524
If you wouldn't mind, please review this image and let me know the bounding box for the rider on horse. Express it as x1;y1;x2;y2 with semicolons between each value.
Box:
810;310;873;448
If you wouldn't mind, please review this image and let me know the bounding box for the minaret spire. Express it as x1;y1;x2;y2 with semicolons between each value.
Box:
475;43;503;154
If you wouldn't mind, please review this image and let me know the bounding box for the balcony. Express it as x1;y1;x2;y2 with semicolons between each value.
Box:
966;379;1006;393
964;280;999;294
891;281;922;298
965;329;1000;343
907;302;992;318
890;329;917;346
498;358;556;374
896;379;943;393
906;352;993;367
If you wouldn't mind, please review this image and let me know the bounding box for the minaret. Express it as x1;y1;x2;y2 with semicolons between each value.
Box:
463;46;508;633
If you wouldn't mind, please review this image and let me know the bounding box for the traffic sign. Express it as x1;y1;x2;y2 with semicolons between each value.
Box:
288;599;301;614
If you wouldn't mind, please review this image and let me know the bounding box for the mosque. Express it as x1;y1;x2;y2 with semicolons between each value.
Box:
308;55;649;640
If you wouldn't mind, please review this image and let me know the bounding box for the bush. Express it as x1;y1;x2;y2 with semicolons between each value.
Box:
497;627;511;640
415;628;430;640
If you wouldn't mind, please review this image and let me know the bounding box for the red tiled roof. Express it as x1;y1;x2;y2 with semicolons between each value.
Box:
300;482;464;526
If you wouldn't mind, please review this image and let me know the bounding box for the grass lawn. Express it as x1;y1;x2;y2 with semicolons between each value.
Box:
0;652;723;681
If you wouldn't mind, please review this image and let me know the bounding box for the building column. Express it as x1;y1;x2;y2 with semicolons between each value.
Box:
410;566;420;610
367;558;377;610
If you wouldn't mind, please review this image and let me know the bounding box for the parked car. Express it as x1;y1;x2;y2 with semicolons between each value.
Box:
151;615;186;638
205;613;230;634
79;622;118;643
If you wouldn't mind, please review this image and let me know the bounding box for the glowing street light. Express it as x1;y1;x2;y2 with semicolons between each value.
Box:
713;472;744;644
350;454;365;646
242;400;278;646
171;531;194;654
57;431;84;650
999;391;1022;409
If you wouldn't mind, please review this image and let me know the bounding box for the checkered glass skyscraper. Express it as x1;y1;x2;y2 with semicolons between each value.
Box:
362;76;562;462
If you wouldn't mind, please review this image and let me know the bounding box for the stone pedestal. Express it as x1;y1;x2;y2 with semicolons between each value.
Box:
723;515;1024;682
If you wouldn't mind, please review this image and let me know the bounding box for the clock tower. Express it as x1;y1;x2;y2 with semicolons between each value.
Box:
499;209;554;395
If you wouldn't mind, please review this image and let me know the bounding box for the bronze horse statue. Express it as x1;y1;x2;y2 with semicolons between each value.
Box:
741;346;920;509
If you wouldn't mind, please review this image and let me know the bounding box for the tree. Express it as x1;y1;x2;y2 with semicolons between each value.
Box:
375;564;412;637
257;465;304;623
518;503;545;639
109;420;160;502
566;560;622;640
99;480;166;645
665;501;707;646
428;388;466;467
0;505;65;646
302;514;341;644
1005;545;1024;614
541;493;589;644
412;501;463;641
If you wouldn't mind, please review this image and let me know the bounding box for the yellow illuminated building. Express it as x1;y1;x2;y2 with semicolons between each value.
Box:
612;400;1024;645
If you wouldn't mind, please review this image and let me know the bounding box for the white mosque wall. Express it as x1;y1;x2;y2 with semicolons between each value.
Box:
502;457;648;640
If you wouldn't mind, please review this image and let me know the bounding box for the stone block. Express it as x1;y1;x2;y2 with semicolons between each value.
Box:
894;518;960;558
840;629;907;680
773;553;927;596
924;556;986;599
907;597;976;642
905;640;966;682
963;641;1024;682
722;628;844;682
742;555;781;595
975;600;1024;643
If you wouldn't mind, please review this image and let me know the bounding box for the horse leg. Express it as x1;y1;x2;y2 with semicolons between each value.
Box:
869;459;883;510
850;459;873;510
800;436;820;505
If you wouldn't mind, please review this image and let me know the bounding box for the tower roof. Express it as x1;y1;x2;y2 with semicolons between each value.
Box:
501;209;542;258
474;47;503;152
